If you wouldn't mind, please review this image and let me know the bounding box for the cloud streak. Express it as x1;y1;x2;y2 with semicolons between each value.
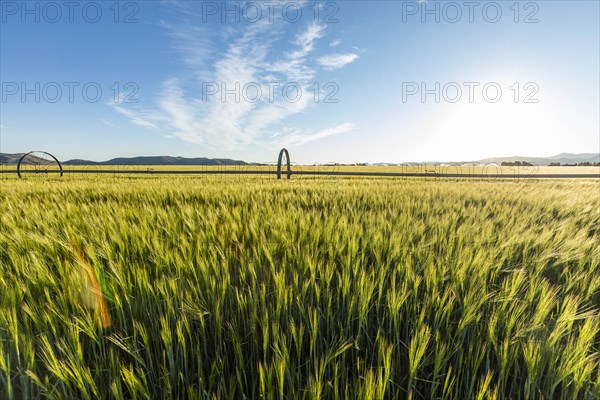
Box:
112;5;359;150
279;123;356;147
111;104;159;129
318;53;359;70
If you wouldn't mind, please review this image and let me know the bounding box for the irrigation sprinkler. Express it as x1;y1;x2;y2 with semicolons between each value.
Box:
1;149;597;179
17;151;63;178
277;148;292;180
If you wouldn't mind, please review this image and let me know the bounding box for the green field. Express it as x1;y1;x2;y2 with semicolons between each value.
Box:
1;176;599;399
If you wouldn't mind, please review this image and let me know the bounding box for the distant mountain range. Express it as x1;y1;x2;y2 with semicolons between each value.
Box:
0;153;24;164
0;152;598;166
64;155;248;166
0;154;247;166
475;153;600;166
364;153;600;166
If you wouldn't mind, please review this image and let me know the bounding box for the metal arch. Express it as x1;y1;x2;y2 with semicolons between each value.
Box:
17;151;63;178
277;148;292;180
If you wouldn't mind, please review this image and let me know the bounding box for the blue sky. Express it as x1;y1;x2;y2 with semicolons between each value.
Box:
1;0;598;163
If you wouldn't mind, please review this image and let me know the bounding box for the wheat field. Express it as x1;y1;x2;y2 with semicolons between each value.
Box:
1;175;599;399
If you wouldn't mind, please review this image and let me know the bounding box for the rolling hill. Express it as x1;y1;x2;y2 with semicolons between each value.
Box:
0;154;247;166
1;152;598;166
476;153;599;166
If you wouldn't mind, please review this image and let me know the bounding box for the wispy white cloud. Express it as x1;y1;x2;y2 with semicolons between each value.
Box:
112;4;359;150
318;53;359;70
279;123;356;147
330;39;341;47
111;104;160;129
100;118;117;128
